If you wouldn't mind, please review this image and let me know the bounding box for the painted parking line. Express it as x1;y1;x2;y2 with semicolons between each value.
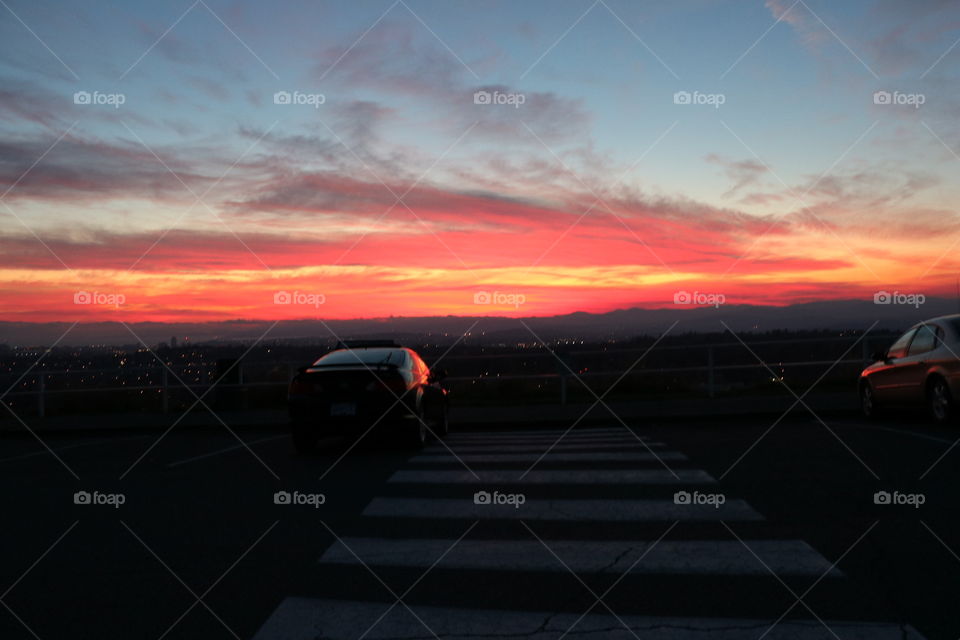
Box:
165;434;293;467
847;423;957;446
0;434;151;463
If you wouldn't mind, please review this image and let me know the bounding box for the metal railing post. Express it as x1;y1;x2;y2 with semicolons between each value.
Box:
161;368;168;414
37;373;45;418
707;346;715;398
239;363;249;410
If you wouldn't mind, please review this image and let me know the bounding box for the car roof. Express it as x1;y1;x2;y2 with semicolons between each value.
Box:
311;346;412;367
922;313;960;324
906;314;960;337
334;339;402;349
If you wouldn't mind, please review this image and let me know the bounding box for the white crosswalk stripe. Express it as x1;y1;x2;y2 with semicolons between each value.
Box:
442;437;649;446
443;432;646;441
446;428;631;437
254;599;927;640
253;427;928;640
443;430;648;441
411;451;688;463
319;538;842;576
439;439;655;448
423;442;667;453
363;496;758;520
388;468;714;484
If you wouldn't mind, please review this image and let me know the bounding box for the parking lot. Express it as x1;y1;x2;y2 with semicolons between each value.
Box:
0;414;957;639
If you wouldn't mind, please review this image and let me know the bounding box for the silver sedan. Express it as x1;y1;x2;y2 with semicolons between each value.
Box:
860;314;960;424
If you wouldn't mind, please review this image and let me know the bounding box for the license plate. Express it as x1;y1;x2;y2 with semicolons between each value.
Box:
330;403;357;417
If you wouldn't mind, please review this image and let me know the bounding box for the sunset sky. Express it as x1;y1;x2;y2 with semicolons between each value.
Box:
2;0;960;322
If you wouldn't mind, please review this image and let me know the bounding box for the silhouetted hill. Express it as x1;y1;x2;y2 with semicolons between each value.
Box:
2;298;957;346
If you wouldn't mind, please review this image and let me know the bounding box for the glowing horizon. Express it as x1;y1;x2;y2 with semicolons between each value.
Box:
2;0;959;323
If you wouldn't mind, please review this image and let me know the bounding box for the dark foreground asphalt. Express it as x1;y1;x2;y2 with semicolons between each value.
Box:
0;411;957;639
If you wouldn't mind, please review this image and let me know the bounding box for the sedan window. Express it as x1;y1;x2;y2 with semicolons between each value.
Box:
410;353;427;378
907;325;937;356
886;328;917;359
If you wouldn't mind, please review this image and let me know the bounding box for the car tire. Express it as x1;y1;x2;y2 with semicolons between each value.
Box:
291;422;318;454
405;408;427;449
927;377;955;425
860;382;879;420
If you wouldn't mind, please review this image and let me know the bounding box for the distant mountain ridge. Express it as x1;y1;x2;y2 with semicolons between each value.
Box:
2;298;958;346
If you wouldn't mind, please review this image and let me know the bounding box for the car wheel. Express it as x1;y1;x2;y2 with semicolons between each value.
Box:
405;409;427;449
860;382;879;419
927;377;955;425
291;423;317;454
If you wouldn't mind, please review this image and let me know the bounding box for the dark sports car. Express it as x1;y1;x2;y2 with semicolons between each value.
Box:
288;340;449;452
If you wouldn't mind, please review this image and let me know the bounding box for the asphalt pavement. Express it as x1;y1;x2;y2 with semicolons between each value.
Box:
0;412;957;639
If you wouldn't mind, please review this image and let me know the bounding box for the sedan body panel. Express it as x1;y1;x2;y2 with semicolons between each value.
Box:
860;315;960;422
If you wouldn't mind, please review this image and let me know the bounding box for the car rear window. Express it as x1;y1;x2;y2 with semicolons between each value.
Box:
313;348;407;367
